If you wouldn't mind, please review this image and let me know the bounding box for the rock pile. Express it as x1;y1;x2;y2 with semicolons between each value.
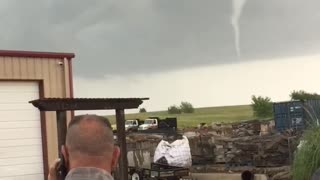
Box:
230;120;261;137
211;120;275;137
192;133;299;167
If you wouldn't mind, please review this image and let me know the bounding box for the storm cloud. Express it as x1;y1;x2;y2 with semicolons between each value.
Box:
0;0;320;77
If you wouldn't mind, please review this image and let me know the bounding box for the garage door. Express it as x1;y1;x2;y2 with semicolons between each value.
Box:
0;82;44;180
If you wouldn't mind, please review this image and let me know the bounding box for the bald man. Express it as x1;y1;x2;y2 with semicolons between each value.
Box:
48;115;120;180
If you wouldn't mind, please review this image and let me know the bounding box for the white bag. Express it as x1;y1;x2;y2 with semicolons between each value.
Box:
153;136;192;167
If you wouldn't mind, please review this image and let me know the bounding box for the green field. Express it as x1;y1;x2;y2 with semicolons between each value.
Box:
106;105;255;128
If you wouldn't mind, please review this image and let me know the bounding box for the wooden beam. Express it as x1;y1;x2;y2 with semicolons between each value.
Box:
116;109;128;180
30;98;148;111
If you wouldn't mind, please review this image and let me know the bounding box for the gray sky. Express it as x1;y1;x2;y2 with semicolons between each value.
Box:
1;0;320;113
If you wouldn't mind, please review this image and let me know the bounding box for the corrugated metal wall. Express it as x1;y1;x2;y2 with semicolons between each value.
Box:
0;56;72;171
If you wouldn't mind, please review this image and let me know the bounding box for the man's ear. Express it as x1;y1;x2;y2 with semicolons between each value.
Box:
61;145;69;167
111;146;120;169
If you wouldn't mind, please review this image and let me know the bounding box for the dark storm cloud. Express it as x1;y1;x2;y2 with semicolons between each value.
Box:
0;0;319;77
240;0;320;60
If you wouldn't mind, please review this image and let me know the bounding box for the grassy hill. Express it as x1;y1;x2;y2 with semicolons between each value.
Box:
106;105;254;128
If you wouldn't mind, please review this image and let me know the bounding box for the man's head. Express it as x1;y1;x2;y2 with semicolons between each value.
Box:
241;170;254;180
62;115;120;172
312;169;320;180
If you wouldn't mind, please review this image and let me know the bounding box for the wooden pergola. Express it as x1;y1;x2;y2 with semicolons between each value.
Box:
30;98;149;180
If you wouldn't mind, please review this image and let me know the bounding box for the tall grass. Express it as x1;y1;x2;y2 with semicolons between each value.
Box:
292;127;320;180
292;104;320;180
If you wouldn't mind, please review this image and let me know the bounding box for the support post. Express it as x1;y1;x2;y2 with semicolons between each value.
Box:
115;109;128;180
56;111;67;155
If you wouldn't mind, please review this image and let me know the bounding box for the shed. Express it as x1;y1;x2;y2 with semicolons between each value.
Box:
0;50;75;179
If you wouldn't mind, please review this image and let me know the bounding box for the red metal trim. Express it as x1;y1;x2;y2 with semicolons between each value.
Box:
38;80;49;180
67;58;75;118
0;50;75;59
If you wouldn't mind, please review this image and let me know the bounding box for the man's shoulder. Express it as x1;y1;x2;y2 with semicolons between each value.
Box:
312;169;320;180
66;167;114;180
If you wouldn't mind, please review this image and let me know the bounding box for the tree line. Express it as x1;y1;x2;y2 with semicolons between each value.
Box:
139;90;320;117
139;101;195;114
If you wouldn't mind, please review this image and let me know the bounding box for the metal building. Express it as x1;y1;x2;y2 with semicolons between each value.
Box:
0;50;75;179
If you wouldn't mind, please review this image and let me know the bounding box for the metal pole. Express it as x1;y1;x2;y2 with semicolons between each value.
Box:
115;109;128;180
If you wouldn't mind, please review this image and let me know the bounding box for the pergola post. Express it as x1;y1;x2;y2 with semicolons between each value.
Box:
115;109;128;180
56;111;67;154
56;110;67;180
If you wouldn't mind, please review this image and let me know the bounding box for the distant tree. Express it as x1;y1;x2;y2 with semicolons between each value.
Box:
168;105;182;114
290;90;320;101
251;95;273;118
180;101;195;113
139;108;147;113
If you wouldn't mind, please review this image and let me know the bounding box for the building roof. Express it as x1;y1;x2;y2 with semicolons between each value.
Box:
29;98;149;111
0;50;75;59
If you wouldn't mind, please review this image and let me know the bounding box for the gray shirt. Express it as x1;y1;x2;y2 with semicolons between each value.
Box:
66;167;114;180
